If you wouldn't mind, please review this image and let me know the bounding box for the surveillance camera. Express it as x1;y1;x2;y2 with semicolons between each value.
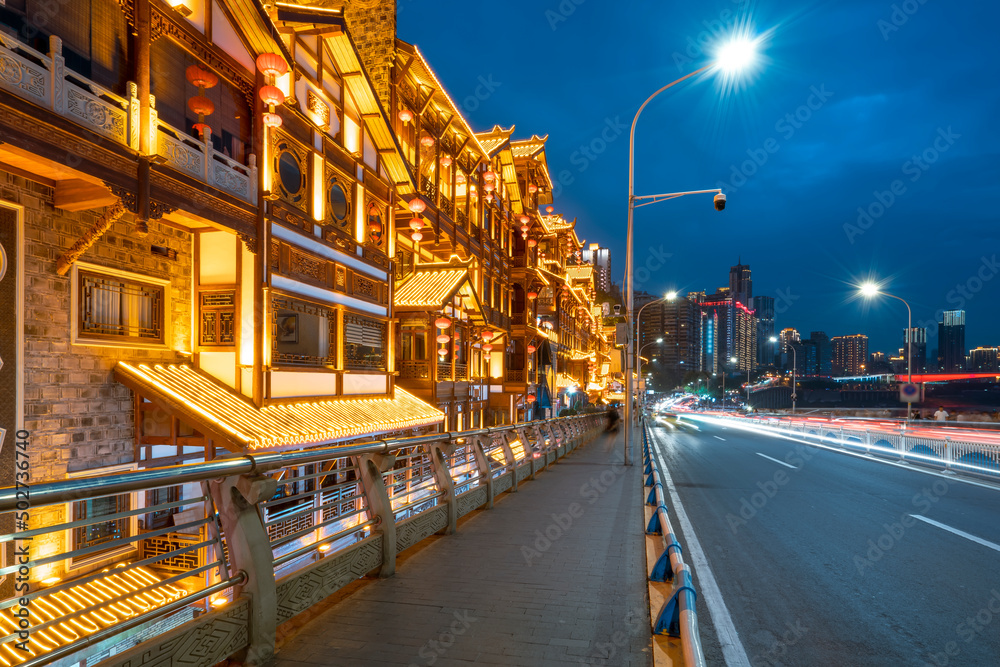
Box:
714;193;727;211
613;304;621;316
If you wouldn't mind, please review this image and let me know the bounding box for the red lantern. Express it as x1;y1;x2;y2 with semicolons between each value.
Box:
528;239;538;248
437;348;448;357
528;184;538;194
185;65;218;89
256;53;288;79
484;170;496;182
398;108;413;123
483;344;493;353
408;199;426;214
440;155;452;168
481;330;494;341
527;291;538;300
259;85;285;108
519;215;530;225
520;224;529;233
262;112;282;128
546;206;554;213
411;231;423;242
188;96;215;116
435;317;452;329
420;135;435;148
408;218;423;231
437;334;451;344
483;182;495;193
485;194;494;203
527;394;536;403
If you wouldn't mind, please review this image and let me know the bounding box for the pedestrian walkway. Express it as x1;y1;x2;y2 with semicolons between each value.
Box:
274;427;652;667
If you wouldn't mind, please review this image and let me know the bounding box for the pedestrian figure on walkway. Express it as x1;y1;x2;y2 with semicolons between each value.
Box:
606;406;620;432
933;406;949;422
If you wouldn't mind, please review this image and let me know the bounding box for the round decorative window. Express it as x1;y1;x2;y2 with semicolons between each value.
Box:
277;151;303;196
367;202;384;246
328;180;350;225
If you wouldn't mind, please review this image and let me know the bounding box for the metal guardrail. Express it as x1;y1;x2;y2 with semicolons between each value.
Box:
699;413;1000;477
2;414;605;667
641;421;706;667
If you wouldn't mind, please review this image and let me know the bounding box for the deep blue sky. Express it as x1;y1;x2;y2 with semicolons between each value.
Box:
398;0;1000;356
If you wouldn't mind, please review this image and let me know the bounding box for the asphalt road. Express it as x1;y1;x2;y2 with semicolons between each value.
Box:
647;415;1000;667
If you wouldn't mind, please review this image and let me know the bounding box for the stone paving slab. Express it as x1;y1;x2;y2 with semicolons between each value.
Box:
275;428;652;667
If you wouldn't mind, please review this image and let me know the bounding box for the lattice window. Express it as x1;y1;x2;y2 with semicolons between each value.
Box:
79;270;165;344
141;531;205;573
353;274;377;301
73;494;130;558
199;291;236;347
343;314;386;371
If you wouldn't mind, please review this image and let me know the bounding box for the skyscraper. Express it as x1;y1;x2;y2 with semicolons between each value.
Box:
903;327;928;374
969;347;999;372
938;311;966;371
582;243;611;293
809;331;832;376
753;295;775;367
729;260;752;307
832;335;869;376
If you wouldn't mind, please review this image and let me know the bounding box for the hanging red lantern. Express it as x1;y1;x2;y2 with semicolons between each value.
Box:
411;231;423;242
519;215;530;225
408;199;426;214
481;330;494;341
526;394;536;403
437;348;448;357
420;135;435;148
527;291;538;300
398;108;414;123
520;224;529;233
188;96;215;116
256;53;289;80
528;184;538;194
528;238;538;248
483;182;495;193
262;112;283;128
484;170;496;182
259;85;285;108
546;206;554;213
485;194;494;203
185;65;218;89
435;317;452;329
408;218;423;231
440;155;452;168
437;334;451;344
483;344;493;353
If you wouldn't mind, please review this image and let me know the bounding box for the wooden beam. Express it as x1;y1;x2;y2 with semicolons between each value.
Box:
54;179;117;212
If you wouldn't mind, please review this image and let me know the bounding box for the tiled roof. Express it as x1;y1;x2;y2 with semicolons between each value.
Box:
115;363;444;452
394;268;469;307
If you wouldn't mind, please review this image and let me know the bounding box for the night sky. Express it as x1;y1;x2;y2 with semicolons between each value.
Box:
398;0;1000;357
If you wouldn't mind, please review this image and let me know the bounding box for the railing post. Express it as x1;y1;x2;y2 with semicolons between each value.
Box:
207;473;278;667
203;128;214;185
517;427;536;479
48;35;64;113
865;429;871;453
944;437;952;470
426;441;457;535
148;94;158;156
249;153;259;204
500;432;519;492
355;453;397;577
127;81;140;151
472;436;495;509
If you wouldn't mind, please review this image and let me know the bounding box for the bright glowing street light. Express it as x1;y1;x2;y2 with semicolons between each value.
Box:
624;33;764;463
858;281;914;420
715;36;760;74
666;291;678;301
860;282;881;298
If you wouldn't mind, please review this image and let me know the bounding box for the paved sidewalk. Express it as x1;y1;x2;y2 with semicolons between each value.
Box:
274;428;651;667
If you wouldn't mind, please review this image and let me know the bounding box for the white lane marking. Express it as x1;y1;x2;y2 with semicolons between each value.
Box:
713;436;726;441
693;418;1000;494
755;452;798;470
910;515;1000;553
650;430;751;667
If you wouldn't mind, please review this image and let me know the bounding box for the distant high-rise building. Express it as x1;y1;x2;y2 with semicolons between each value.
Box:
778;328;800;370
870;351;894;374
582;243;611;293
832;334;869;376
702;290;756;374
969;347;1000;372
809;331;832;376
753;296;775;366
729;260;752;307
658;293;704;375
902;327;928;373
938;311;966;371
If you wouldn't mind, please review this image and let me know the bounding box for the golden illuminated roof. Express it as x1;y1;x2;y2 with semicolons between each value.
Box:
394;264;486;324
115;363;443;452
510;135;548;158
476;125;514;157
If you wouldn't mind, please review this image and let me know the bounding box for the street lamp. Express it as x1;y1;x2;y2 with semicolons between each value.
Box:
624;37;760;464
860;282;914;421
638;338;663;414
771;335;796;412
634;294;674;407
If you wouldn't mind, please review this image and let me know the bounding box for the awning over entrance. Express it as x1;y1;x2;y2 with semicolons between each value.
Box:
115;363;444;453
394;263;486;325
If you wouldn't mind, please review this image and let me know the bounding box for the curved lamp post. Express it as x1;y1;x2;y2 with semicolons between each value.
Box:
860;282;913;421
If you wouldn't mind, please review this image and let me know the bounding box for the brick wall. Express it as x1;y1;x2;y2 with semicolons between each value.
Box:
1;169;193;582
340;0;397;107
